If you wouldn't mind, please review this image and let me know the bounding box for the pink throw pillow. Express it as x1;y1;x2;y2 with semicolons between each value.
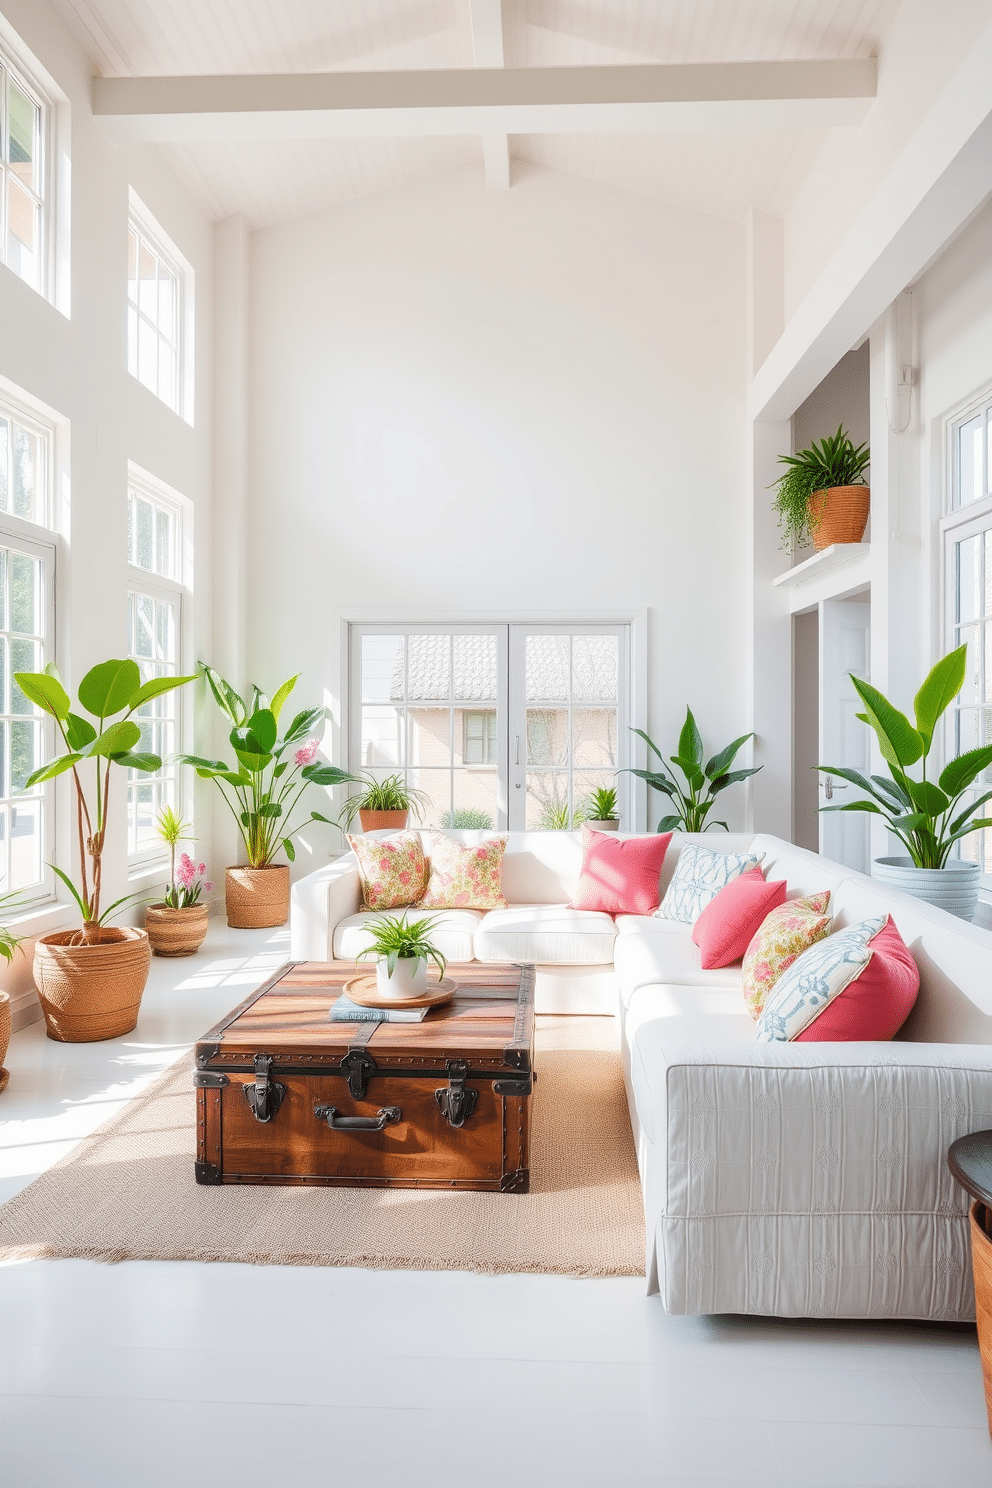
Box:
691;867;787;969
794;917;919;1042
417;831;508;910
569;826;673;916
346;830;427;911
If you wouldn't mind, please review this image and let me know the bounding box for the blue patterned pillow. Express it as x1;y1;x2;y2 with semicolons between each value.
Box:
655;844;764;924
756;916;888;1042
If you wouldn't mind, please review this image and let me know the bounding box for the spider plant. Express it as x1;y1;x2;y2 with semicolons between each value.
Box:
770;424;870;551
355;912;447;980
337;772;432;831
586;785;619;821
626;709;761;832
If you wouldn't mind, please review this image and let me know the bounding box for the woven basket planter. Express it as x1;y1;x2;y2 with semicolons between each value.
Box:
809;485;870;550
358;809;409;833
34;927;151;1044
225;865;290;929
145;903;209;957
0;989;9;1094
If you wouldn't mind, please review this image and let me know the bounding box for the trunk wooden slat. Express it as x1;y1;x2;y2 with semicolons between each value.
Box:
194;961;535;1192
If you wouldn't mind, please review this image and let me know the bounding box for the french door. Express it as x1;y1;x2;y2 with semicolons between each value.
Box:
349;623;629;831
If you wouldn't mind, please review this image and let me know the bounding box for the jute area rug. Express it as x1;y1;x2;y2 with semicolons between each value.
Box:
0;1016;645;1277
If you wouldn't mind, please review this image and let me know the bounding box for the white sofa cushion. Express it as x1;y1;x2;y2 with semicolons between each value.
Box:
475;904;617;965
614;917;744;1005
332;909;482;963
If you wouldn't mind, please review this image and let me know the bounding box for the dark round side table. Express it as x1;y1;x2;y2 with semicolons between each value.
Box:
948;1130;992;1439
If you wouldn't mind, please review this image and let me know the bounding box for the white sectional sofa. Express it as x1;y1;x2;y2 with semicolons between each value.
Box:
290;829;992;1321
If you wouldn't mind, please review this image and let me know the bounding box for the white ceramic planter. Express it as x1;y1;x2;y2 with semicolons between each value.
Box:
588;818;619;832
872;856;981;922
375;955;428;1000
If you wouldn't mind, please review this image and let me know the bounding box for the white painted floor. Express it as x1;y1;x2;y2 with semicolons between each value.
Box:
1;922;990;1488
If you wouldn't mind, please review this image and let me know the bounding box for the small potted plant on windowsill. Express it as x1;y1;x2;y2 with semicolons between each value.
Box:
181;665;353;929
584;785;620;831
144;807;212;957
356;912;447;1001
338;773;431;834
819;645;992;921
771;424;871;553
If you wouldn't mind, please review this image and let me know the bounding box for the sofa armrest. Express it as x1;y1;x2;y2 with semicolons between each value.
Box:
290;855;362;961
634;1031;992;1221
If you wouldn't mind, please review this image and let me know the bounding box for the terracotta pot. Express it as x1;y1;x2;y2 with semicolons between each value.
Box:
809;485;870;550
0;989;9;1095
225;865;290;929
34;927;151;1043
358;809;409;833
145;903;209;957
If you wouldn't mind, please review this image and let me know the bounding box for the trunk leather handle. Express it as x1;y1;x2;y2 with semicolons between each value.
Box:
314;1104;401;1132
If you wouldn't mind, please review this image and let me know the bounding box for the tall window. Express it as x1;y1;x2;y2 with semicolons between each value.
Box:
127;200;187;417
0;533;53;897
126;477;186;861
0;44;46;294
350;624;630;831
944;387;992;880
0;398;48;525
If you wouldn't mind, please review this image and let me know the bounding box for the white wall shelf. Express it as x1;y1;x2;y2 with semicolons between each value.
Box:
773;543;869;588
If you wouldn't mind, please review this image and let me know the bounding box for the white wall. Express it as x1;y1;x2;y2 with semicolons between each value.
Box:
247;162;749;858
0;0;214;1024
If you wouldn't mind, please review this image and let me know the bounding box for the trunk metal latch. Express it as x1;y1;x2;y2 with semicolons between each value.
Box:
435;1059;479;1129
243;1053;286;1123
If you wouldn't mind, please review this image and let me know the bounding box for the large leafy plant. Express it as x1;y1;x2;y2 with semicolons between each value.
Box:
771;424;870;551
819;645;992;869
181;664;352;868
627;709;761;832
16;659;196;941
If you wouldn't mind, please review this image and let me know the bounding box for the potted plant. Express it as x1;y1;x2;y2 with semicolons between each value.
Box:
626;709;761;831
356;912;447;1000
819;645;992;921
144;807;212;956
439;808;494;829
181;664;352;928
16;658;195;1041
584;785;619;831
0;891;25;1094
337;772;431;833
771;424;871;552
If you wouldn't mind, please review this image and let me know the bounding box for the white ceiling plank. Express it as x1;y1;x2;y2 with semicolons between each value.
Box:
92;58;877;143
469;0;510;190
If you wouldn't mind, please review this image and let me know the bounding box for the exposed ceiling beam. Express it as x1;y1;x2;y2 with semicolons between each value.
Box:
92;59;876;143
469;0;510;190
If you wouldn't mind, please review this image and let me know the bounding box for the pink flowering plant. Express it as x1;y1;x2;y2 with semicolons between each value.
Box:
166;852;212;909
179;665;354;868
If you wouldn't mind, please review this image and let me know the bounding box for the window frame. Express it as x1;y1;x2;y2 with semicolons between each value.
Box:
940;381;992;887
0;385;53;528
0;34;52;301
125;469;192;871
127;192;194;424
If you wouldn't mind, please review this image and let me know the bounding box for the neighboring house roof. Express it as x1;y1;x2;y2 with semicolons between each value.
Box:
392;633;617;705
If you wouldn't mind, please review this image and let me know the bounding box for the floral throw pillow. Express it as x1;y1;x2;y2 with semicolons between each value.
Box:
655;844;765;925
418;831;508;910
741;892;832;1020
346;831;427;911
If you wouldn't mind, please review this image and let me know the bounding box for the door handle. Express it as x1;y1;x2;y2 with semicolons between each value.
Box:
821;776;848;801
514;734;520;765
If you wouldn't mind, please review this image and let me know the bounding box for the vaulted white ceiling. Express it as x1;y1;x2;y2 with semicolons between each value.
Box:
53;0;898;228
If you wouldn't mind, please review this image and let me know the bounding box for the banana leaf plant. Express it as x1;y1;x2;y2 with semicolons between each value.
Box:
15;659;197;943
819;645;992;869
626;709;761;832
180;664;353;868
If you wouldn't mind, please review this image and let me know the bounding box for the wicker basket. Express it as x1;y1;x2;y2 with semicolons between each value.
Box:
809;485;870;550
0;989;10;1095
225;865;291;929
34;927;151;1043
145;903;209;957
358;809;409;833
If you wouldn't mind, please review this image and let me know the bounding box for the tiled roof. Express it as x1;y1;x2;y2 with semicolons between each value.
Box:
393;633;617;704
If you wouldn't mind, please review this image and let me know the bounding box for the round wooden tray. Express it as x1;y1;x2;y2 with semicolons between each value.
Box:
343;975;457;1011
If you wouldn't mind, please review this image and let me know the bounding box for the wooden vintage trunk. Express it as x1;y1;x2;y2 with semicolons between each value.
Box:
194;960;535;1191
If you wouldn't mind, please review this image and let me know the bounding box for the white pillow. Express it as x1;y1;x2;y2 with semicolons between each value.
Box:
655;843;764;924
755;916;887;1043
